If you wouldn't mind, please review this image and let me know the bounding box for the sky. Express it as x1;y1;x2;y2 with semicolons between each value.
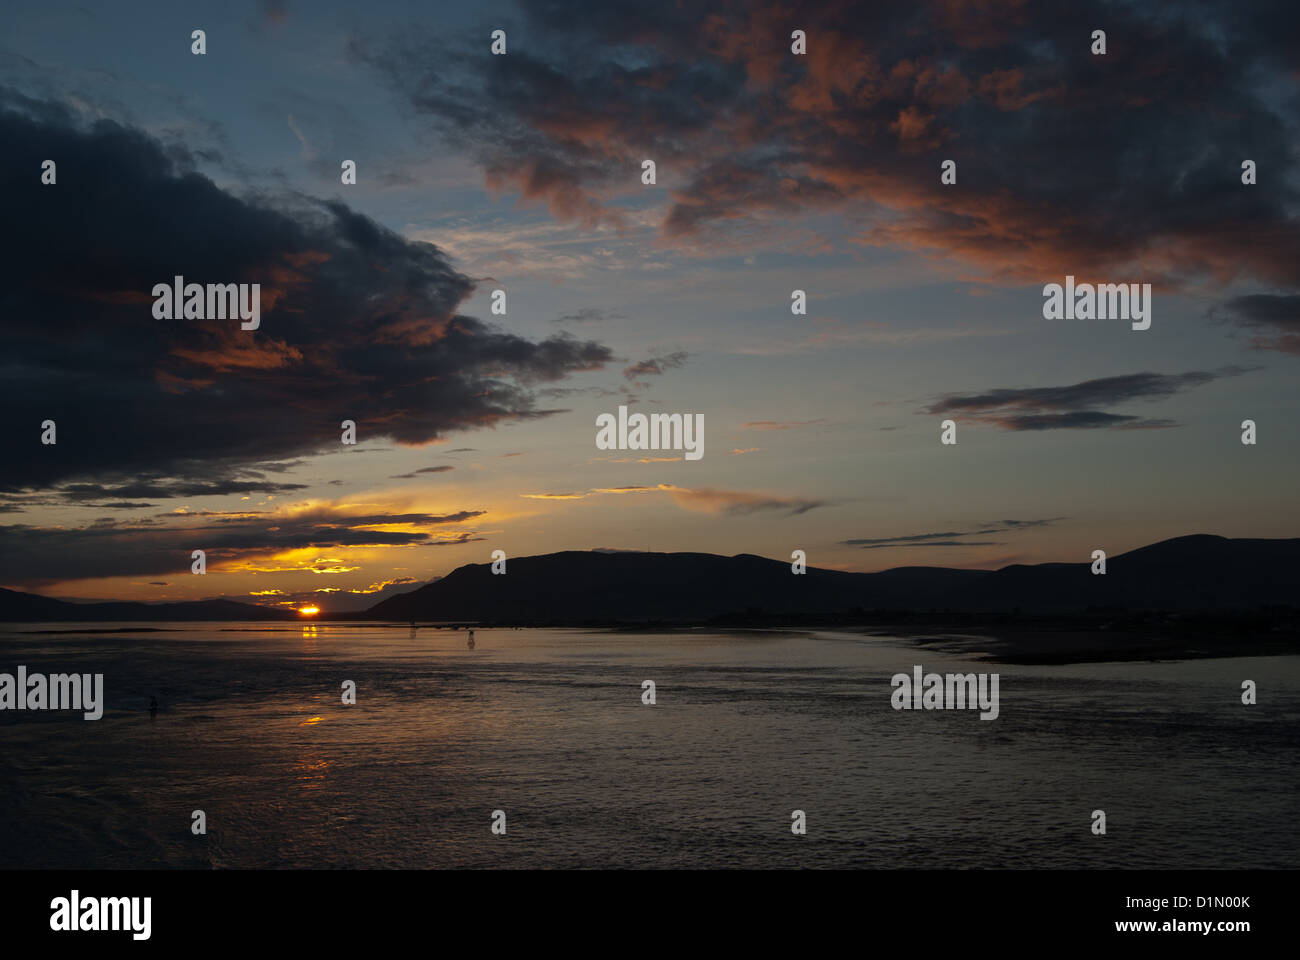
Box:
1;0;1298;611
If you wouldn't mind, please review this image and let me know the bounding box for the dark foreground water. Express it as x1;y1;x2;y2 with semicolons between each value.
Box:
1;623;1296;869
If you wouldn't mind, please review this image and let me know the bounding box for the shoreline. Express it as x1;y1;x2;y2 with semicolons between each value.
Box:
4;616;1296;667
857;624;1299;665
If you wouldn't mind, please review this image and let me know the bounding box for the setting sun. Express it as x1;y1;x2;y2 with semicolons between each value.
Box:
298;605;320;617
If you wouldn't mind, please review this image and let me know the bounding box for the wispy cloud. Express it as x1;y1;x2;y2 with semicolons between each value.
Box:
623;350;688;380
521;483;825;516
555;307;625;324
390;466;455;479
923;369;1257;430
742;419;825;431
842;518;1067;549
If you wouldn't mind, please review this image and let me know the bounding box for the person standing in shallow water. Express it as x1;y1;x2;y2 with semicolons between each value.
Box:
467;629;475;649
149;696;158;719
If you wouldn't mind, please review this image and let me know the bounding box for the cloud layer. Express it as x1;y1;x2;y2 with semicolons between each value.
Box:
356;0;1300;293
0;503;487;585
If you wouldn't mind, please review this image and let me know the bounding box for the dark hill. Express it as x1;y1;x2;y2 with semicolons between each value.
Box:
370;550;875;622
366;535;1300;622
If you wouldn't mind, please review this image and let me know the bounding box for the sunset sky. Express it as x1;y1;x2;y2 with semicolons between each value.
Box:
2;0;1298;610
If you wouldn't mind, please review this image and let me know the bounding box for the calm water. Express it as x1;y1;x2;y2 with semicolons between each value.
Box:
1;623;1296;869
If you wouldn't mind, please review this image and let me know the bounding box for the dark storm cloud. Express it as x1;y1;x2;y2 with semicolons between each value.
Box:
0;89;614;496
924;368;1256;430
1215;294;1300;354
355;0;1300;292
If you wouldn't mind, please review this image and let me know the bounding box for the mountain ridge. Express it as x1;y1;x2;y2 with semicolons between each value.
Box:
2;535;1294;623
366;534;1300;622
0;588;296;622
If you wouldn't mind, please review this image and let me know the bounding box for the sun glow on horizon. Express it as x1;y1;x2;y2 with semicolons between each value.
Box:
298;605;320;616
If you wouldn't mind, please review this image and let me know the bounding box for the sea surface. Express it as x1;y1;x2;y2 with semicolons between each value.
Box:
1;622;1296;869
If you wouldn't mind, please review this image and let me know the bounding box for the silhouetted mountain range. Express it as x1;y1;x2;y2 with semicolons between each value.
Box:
2;535;1295;624
0;589;294;622
367;535;1300;623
